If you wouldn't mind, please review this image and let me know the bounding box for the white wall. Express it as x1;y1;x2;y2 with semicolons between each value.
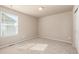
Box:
38;11;73;43
0;7;37;48
73;5;79;53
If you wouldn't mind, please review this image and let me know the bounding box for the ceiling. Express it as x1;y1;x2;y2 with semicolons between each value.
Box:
3;5;73;18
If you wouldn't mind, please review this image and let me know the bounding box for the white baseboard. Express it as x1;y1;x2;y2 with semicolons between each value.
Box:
38;34;72;44
0;35;37;49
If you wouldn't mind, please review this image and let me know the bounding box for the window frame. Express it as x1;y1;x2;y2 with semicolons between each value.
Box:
0;9;18;37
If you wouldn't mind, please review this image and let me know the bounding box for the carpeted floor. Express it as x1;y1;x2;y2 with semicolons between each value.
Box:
0;38;77;54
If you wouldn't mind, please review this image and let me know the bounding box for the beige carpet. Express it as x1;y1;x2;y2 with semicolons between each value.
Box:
0;38;77;54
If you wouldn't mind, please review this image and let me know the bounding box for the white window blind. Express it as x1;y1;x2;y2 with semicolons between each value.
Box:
0;7;18;37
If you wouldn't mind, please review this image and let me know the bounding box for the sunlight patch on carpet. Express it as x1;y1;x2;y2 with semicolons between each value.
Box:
30;44;48;51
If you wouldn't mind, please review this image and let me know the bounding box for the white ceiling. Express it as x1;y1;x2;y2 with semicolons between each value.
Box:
3;5;73;18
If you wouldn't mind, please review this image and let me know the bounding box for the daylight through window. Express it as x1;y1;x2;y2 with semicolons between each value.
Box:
0;7;18;37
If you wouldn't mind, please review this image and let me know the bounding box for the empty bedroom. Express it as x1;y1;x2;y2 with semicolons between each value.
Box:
0;5;79;54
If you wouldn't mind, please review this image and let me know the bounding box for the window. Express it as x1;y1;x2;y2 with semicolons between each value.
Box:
0;8;18;37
